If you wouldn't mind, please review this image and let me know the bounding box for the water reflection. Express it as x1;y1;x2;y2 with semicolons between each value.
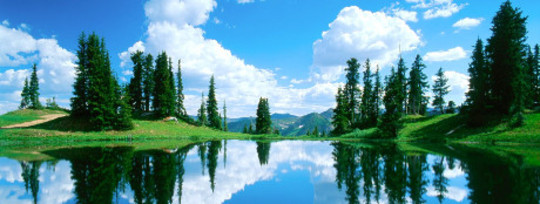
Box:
0;141;539;203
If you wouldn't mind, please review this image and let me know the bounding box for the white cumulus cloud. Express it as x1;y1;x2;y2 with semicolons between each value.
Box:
144;0;216;26
311;6;421;82
120;0;341;117
453;17;483;30
393;8;418;22
0;23;76;114
405;0;466;19
424;47;466;62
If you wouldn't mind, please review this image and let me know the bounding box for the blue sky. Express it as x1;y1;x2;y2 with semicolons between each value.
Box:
0;0;539;117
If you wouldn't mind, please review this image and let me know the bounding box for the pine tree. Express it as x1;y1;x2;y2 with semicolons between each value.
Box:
28;64;42;109
128;50;144;112
407;55;429;115
113;80;133;130
143;54;154;112
465;39;491;125
176;59;187;117
71;33;132;130
432;67;450;114
248;123;254;134
71;33;89;116
255;97;272;134
313;126;319;137
446;101;456;114
344;58;362;128
20;78;30;109
332;87;350;135
378;68;403;138
396;57;408;114
372;68;382;121
152;52;175;117
533;45;540;106
223;101;228;131
168;57;177;114
207;75;221;129
361;59;373;128
197;92;207;126
486;0;527;118
243;124;248;133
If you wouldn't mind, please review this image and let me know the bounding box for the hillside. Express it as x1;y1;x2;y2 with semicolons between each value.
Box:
341;112;540;143
227;110;333;136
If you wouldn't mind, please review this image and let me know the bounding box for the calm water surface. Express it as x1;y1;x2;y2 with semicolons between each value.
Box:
0;140;539;203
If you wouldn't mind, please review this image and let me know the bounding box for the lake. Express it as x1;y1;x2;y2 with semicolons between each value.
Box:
0;140;539;203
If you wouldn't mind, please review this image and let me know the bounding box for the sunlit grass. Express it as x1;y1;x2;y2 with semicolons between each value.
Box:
0;109;67;127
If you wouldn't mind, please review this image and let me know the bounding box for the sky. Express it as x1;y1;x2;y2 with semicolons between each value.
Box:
0;0;539;117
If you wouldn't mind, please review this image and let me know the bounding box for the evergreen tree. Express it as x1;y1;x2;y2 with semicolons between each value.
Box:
313;126;319;137
446;101;456;114
207;75;221;129
143;54;154;112
344;58;362;128
197;92;207;126
432;67;450;114
378;68;403;138
255;97;272;134
525;45;540;108
168;58;177;114
533;45;540;106
28;63;42;109
465;39;491;125
273;128;280;135
128;51;144;112
407;55;429;115
71;33;89;116
20;78;30;109
152;52;175;117
486;0;527;118
371;68;382;126
176;59;187;117
361;58;374;128
72;33;132;130
332;87;350;135
248;123;254;134
223;101;228;131
396;57;408;114
243;124;248;133
113;80;134;130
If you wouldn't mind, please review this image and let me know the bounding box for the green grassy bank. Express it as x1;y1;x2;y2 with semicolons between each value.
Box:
0;109;67;127
341;112;540;144
1;109;540;145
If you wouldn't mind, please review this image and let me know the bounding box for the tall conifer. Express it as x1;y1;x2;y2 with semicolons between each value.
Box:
361;59;373;128
432;67;450;114
407;55;429;115
20;78;30;109
197;92;207;126
143;54;154;112
486;0;527;117
72;33;89;116
128;51;144;112
28;64;42;109
255;97;272;134
207;75;221;129
344;58;362;128
176;59;187;117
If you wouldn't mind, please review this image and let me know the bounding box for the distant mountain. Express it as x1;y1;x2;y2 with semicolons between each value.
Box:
320;108;334;120
227;110;332;136
281;112;332;136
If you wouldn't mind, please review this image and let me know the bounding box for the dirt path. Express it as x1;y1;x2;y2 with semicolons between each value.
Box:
0;114;67;129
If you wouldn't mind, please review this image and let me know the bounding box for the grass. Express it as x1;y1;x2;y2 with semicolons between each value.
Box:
1;109;539;145
342;112;540;144
0;108;67;127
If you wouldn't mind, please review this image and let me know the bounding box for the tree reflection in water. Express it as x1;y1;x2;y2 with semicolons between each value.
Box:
24;141;540;204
